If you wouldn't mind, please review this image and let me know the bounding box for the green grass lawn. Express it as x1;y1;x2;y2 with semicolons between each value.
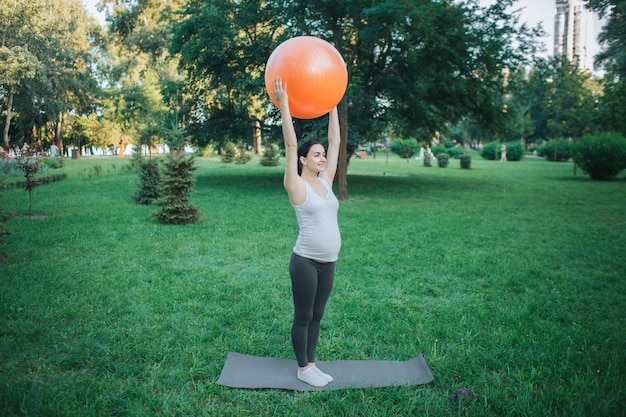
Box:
1;152;625;416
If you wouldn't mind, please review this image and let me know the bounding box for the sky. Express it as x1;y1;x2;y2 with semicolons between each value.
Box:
82;0;603;70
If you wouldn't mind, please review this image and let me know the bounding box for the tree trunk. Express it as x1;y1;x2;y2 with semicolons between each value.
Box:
573;137;577;175
119;132;126;157
337;97;349;201
253;119;262;154
3;86;14;150
55;112;62;147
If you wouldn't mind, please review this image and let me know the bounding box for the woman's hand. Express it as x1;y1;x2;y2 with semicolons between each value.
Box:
274;78;288;108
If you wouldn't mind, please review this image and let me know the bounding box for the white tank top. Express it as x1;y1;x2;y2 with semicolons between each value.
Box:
292;177;341;262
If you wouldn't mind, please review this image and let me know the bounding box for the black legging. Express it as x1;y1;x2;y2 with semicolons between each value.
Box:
289;252;336;368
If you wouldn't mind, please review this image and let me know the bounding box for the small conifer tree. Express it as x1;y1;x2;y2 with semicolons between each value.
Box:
260;143;281;166
234;142;252;164
153;153;201;224
220;143;237;163
132;153;161;205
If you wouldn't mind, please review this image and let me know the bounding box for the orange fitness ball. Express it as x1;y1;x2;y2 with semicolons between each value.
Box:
265;36;348;119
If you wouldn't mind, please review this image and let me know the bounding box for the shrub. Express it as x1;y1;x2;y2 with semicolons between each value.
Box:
11;173;67;188
480;141;524;161
41;156;65;170
153;153;201;224
448;146;465;159
234;142;252;165
437;153;449;168
433;144;464;159
0;158;21;176
132;154;161;205
460;154;471;169
202;145;214;158
480;142;498;160
423;154;432;167
221;143;237;163
539;138;572;162
390;138;419;159
573;132;626;180
260;143;281;167
0;178;11;246
431;145;446;156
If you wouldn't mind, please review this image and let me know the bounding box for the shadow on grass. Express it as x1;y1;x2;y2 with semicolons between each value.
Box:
195;168;500;201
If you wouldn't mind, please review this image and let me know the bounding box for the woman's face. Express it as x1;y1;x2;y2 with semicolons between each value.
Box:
301;143;327;173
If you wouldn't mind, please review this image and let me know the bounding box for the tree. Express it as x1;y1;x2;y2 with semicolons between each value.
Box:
170;0;279;152
0;0;42;149
588;0;626;136
171;0;543;199
0;0;100;151
277;0;543;198
153;153;201;225
525;57;597;141
589;0;626;78
101;0;185;156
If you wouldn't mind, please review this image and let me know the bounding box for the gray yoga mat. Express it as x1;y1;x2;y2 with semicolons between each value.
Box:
216;352;434;391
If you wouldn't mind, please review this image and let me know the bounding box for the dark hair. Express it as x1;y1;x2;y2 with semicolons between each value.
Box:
297;140;322;176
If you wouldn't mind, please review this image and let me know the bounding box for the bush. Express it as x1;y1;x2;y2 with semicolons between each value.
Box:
132;154;161;205
480;141;524;161
201;145;214;158
41;157;65;170
539;138;572;162
437;153;449;168
220;143;236;163
234;142;252;165
460;154;471;169
0;178;11;246
433;144;464;159
11;173;67;188
0;158;21;176
260;143;281;167
390;138;419;159
573;132;626;180
221;142;251;164
153;154;201;224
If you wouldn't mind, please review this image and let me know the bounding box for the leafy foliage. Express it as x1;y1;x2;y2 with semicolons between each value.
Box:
460;154;472;169
1;0;100;149
525;57;597;141
16;144;41;215
432;144;464;159
539;139;573;162
436;153;449;168
480;141;523;161
573;132;626;180
390;138;419;159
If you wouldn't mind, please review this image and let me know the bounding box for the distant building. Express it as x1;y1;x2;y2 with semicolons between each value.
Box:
554;0;600;71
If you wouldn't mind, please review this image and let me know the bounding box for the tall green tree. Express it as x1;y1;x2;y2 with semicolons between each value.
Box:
526;57;597;141
170;0;279;151
100;0;185;155
588;0;626;136
171;0;543;199
589;0;626;78
0;0;100;150
277;0;543;198
0;0;42;149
